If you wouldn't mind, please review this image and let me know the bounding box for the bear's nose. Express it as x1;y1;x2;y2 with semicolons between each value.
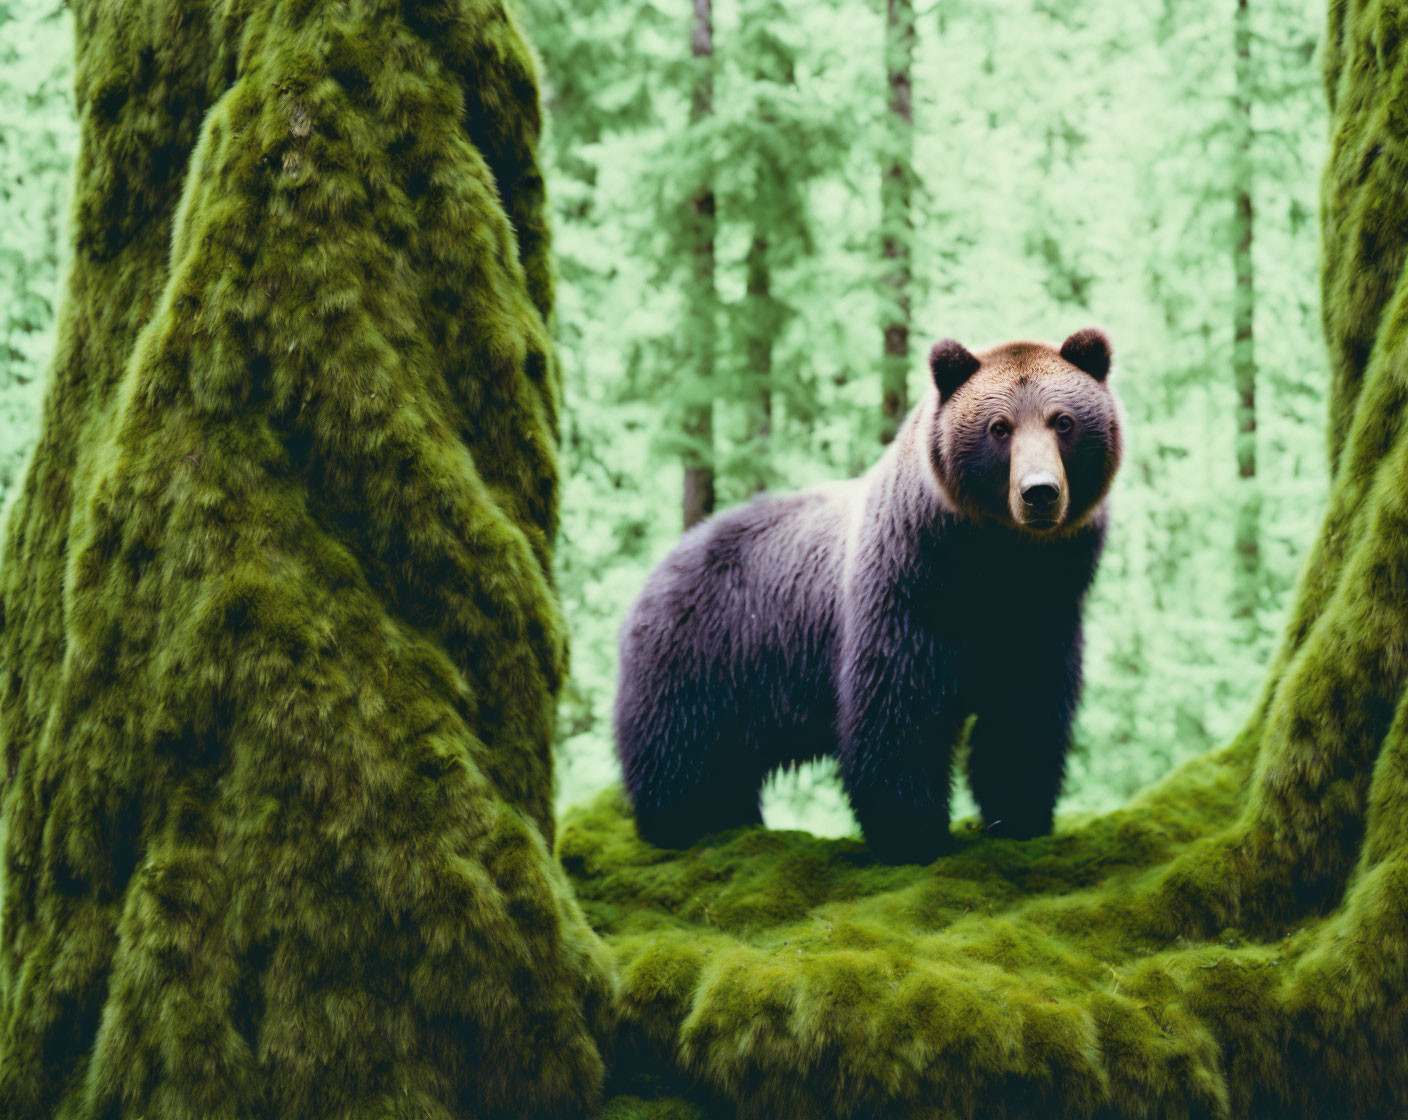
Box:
1020;476;1061;511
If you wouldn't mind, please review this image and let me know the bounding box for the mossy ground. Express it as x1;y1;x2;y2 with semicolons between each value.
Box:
563;2;1408;1114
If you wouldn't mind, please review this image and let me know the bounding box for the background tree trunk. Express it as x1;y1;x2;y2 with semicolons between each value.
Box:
880;0;915;445
683;0;717;529
0;2;613;1116
747;231;773;492
1233;0;1260;629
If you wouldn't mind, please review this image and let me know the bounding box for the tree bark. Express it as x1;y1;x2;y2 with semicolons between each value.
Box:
0;3;613;1116
747;231;772;492
881;0;915;445
1233;0;1260;627
683;0;717;529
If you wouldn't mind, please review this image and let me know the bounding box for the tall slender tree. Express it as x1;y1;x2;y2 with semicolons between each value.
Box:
746;230;773;490
683;0;718;528
734;0;797;494
880;0;915;444
1232;0;1259;626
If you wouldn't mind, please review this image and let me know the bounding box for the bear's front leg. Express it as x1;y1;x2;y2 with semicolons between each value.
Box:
836;623;964;865
966;618;1083;840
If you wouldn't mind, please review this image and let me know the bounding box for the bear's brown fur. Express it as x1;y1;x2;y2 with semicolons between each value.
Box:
929;328;1122;535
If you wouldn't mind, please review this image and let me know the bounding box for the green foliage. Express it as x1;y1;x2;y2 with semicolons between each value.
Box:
0;1;614;1115
0;1;74;499
555;0;1408;1112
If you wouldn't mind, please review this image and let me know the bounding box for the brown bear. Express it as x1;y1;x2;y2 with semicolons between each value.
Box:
614;329;1122;864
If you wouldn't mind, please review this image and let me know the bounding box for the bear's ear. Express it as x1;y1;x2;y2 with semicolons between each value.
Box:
929;339;981;400
1059;327;1112;381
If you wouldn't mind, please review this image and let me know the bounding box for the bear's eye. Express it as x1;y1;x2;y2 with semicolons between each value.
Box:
1053;414;1075;434
989;419;1011;440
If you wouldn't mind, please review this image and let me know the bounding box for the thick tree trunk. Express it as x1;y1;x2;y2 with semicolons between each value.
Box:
683;0;717;529
880;0;915;445
1233;0;1260;627
0;2;612;1116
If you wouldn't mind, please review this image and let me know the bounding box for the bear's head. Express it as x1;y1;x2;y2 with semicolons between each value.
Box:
926;328;1122;535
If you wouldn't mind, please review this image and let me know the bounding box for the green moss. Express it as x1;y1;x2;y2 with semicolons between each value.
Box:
561;2;1408;1114
0;1;611;1116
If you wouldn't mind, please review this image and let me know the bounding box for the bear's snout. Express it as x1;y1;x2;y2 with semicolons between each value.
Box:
1008;428;1070;529
1020;474;1061;512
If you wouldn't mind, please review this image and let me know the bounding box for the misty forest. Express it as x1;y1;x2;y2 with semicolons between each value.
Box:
0;0;1404;1116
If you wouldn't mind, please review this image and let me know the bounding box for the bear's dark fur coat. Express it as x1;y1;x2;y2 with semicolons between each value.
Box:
615;331;1122;863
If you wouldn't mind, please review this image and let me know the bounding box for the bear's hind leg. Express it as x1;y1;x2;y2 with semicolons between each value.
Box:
616;631;771;850
616;669;766;849
632;764;765;850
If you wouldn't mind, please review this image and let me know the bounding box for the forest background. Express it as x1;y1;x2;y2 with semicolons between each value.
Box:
0;0;1328;836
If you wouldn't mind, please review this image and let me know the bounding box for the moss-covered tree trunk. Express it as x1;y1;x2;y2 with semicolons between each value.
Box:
562;1;1408;1115
0;2;613;1117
